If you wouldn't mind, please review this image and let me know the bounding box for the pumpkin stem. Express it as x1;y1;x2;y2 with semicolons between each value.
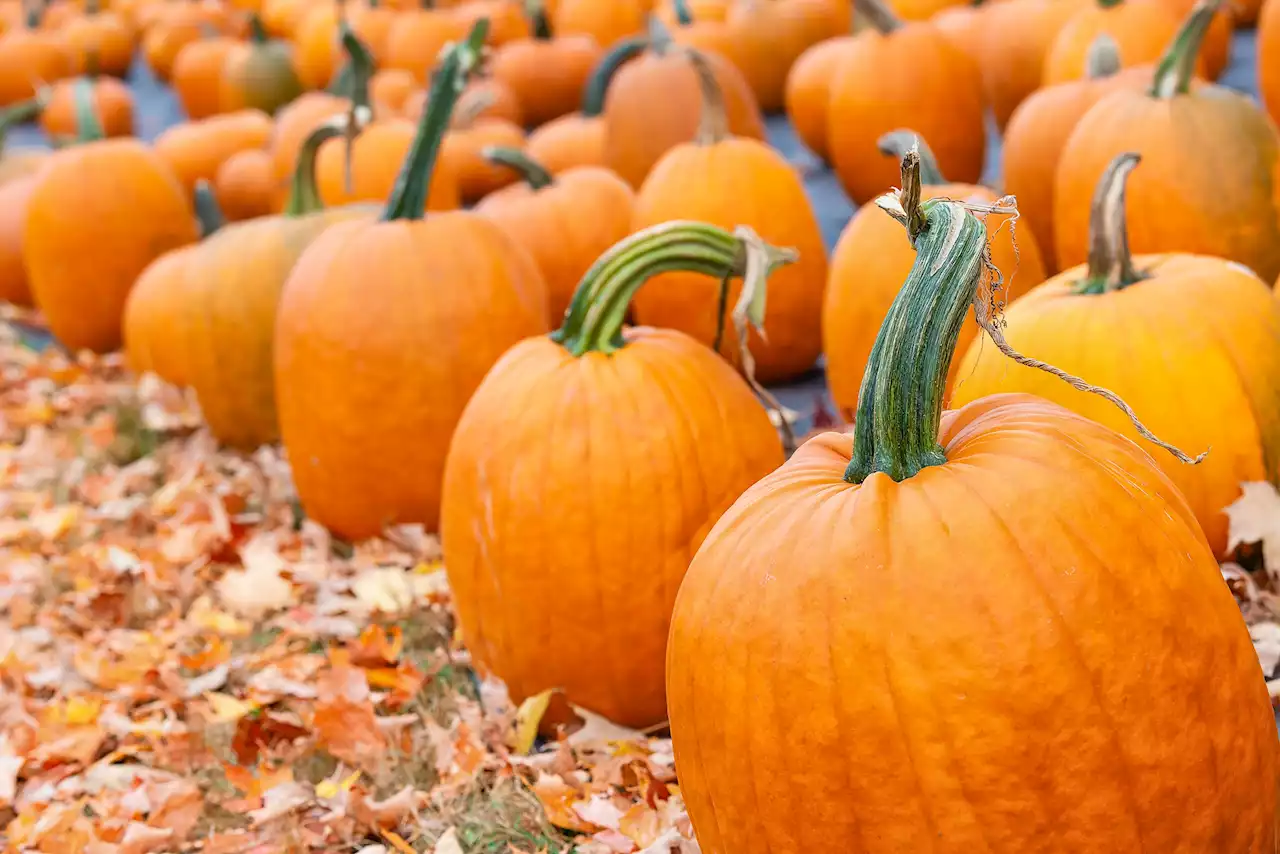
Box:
525;0;553;39
1084;32;1121;78
877;130;946;185
581;35;647;118
1150;0;1217;98
327;22;374;108
247;11;269;43
71;77;105;143
285;107;371;216
673;0;694;24
685;48;729;145
0;94;46;152
552;221;797;356
381;19;488;221
23;0;41;30
1077;152;1144;294
482;146;554;189
454;87;496;128
648;12;675;53
855;0;903;34
193;179;226;237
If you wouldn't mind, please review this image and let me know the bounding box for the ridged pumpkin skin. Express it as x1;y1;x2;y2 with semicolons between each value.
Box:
489;33;603;127
25;140;199;353
668;393;1278;853
524;112;606;174
172;37;238;120
214;148;280;220
40;77;134;139
1043;0;1193;85
442;327;784;727
0;175;37;307
186;206;375;450
980;0;1086;130
1054;86;1280;282
476;166;635;320
0;28;74;107
724;0;818;112
603;49;767;188
314;121;461;212
154;109;275;196
953;255;1280;556
823;184;1046;416
274;213;549;540
123;245;201;382
632;138;829;383
61;11;135;78
827;25;985;204
783;35;854;163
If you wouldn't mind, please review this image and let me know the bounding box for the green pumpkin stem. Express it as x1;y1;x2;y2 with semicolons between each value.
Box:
647;13;675;53
327;22;375;107
381;19;489;221
1076;152;1144;294
855;0;903;34
72;78;105;143
526;0;553;39
192;179;226;237
1151;0;1217;98
673;0;694;25
483;146;554;189
285;108;369;216
877;130;946;185
582;35;648;117
1085;33;1121;78
23;0;41;30
247;11;269;43
552;221;797;356
0;94;46;151
686;48;728;145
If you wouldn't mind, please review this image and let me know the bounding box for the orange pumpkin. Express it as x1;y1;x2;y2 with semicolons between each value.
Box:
142;3;225;82
826;0;984;204
552;0;647;46
932;2;987;65
214;147;280;220
402;78;525;127
291;1;342;90
0;12;73;107
269;90;345;188
956;152;1280;557
348;0;396;62
724;0;824;112
25;88;199;353
440;105;526;204
980;0;1086;130
382;5;466;81
61;6;134;77
477;148;634;320
39;75;134;140
668;158;1278;854
275;21;548;540
219;13;302;115
369;67;417;114
783;34;852;163
0;174;37;307
489;0;603;127
1153;0;1233;76
603;33;766;187
172;35;238;120
631;50;827;383
186;115;377;450
1055;2;1280;281
314;117;462;211
1043;0;1199;84
441;223;785;728
1259;0;1280;126
453;0;531;46
154;108;275;196
824;132;1046;417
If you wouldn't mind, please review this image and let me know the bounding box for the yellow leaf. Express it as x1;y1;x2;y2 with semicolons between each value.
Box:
205;692;255;724
513;690;555;756
62;695;102;725
317;769;361;799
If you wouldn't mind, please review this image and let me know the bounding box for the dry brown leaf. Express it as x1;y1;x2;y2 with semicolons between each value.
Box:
1225;482;1280;576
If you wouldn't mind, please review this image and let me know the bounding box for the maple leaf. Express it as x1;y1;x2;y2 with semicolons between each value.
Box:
1225;482;1280;578
312;665;387;769
216;535;294;618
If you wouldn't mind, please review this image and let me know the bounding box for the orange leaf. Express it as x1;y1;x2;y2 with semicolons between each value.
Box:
530;773;596;833
348;624;404;668
313;665;386;769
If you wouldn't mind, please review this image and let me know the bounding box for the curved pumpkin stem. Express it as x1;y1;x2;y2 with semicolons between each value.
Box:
1151;0;1217;98
246;11;270;44
525;0;553;39
327;22;375;108
72;77;104;143
193;179;226;238
1085;33;1121;79
453;88;496;129
647;12;675;54
0;94;46;152
285;107;371;216
483;146;554;190
381;19;488;221
685;48;728;145
855;0;903;34
1077;152;1144;294
582;35;648;118
877;130;946;185
552;221;797;357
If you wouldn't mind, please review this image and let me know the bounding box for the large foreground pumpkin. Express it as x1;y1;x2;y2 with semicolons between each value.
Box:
667;151;1278;854
275;21;548;540
442;222;786;728
954;153;1280;556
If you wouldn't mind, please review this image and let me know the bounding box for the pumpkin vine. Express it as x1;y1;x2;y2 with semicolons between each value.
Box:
1151;0;1217;98
482;146;554;190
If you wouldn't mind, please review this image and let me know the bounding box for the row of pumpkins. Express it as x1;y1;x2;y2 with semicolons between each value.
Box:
1;0;1279;848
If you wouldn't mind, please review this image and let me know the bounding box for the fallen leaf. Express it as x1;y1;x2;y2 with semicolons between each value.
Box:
217;535;294;618
1226;482;1280;577
249;781;313;826
432;828;464;854
312;665;386;768
1251;622;1280;677
531;773;596;832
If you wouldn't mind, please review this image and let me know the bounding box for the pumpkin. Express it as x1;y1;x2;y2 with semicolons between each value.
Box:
154;108;275;196
667;151;1279;854
980;0;1086;130
603;30;766;188
291;1;342;90
1259;0;1280;126
552;0;648;46
892;0;973;18
454;0;531;46
1055;1;1280;281
489;0;603;127
630;50;827;383
477;148;634;320
1154;0;1233;76
0;10;73;107
348;0;395;62
39;75;134;140
441;222;786;728
784;35;853;163
219;13;302;115
824;132;1045;418
123;181;225;381
0;174;37;307
1230;0;1262;24
956;152;1280;557
213;147;279;220
402;78;525;127
142;4;223;82
1043;0;1199;84
274;21;548;540
656;0;731;25
667;0;745;76
826;0;984;204
382;4;466;81
25;83;199;353
269;90;346;188
932;2;987;65
1003;34;1138;273
172;35;238;120
722;0;818;112
186;115;376;451
61;5;134;78
369;67;417;114
260;0;308;37
439;103;525;204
